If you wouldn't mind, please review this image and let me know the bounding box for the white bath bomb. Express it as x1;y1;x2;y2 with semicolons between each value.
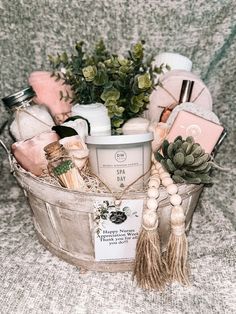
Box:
122;117;150;135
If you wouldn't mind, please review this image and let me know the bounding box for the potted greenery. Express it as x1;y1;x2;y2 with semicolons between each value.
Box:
48;40;163;134
48;40;166;190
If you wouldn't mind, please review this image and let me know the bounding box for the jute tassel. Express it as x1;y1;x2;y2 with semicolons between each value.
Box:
165;205;190;285
133;210;166;290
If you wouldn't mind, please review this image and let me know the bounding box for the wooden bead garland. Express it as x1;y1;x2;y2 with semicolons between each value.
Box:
134;157;189;290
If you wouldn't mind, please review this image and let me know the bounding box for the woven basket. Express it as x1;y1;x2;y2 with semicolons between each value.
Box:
14;165;203;272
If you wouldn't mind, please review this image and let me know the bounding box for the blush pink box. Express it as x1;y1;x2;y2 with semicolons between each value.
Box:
166;111;224;154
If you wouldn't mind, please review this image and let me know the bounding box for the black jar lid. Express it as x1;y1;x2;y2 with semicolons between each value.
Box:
2;86;36;109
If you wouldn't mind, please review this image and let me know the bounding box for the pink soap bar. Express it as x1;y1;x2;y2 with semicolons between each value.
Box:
166;111;224;154
11;131;60;176
148;70;213;122
28;71;73;124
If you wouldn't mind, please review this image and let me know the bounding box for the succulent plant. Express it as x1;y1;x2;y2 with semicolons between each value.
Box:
155;136;212;184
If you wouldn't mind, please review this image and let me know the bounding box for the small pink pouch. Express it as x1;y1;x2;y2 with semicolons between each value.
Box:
11;131;59;176
166;111;224;154
28;71;73;124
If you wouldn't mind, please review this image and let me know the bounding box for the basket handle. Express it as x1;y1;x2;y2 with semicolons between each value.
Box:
0;139;14;173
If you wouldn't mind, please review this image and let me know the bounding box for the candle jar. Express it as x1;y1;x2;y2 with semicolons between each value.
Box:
2;86;54;141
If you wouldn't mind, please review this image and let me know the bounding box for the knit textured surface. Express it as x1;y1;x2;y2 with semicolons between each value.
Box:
0;1;235;313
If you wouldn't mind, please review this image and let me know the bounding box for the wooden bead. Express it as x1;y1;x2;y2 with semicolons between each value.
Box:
158;167;165;174
160;172;170;180
151;169;159;176
143;211;158;228
155;162;162;170
170;194;182;206
147;198;158;210
147;187;160;199
162;177;173;187
166;184;178;195
148;179;160;188
150;175;160;183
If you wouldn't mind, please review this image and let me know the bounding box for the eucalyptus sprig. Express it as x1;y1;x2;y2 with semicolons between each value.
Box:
49;40;162;133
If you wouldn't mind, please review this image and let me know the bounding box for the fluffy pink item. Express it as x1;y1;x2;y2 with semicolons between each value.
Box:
28;71;73;124
11;131;60;176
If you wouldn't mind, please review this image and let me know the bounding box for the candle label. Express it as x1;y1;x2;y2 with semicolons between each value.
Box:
96;146;144;189
93;198;143;261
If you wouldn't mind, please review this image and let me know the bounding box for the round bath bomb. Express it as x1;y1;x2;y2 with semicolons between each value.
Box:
122;117;150;135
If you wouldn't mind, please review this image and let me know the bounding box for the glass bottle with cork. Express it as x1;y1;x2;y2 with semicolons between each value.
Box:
44;141;85;190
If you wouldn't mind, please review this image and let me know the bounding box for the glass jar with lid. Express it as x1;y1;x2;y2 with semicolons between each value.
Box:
2;86;55;141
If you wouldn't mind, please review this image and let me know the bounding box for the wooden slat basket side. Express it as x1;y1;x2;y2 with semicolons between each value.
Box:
14;166;203;272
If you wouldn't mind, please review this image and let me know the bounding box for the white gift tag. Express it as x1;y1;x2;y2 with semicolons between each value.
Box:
94;198;144;261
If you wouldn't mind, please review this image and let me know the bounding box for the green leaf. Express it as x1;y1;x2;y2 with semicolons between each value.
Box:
186;136;194;144
101;88;120;102
162;139;169;157
182;141;189;152
93;70;108;86
167;143;174;159
197;174;212;184
174;169;185;177
191;154;210;167
192;162;210;172
173;152;185;167
185;177;202;184
192;145;203;157
172;175;185;183
129;103;140;113
131;42;144;60
154;151;164;162
82;65;97;81
52;125;78;138
137;73;152;90
160;160;169;173
186;142;194;155
174;135;182;142
112;117;124;128
166;159;176;172
184;154;195;165
173;139;182;151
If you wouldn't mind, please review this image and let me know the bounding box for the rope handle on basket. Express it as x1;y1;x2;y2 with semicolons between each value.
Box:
0;139;14;173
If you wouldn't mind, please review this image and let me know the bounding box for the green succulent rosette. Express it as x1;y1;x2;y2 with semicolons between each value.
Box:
155;136;212;184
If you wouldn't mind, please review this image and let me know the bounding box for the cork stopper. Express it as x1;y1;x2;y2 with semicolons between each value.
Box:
44;141;66;160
